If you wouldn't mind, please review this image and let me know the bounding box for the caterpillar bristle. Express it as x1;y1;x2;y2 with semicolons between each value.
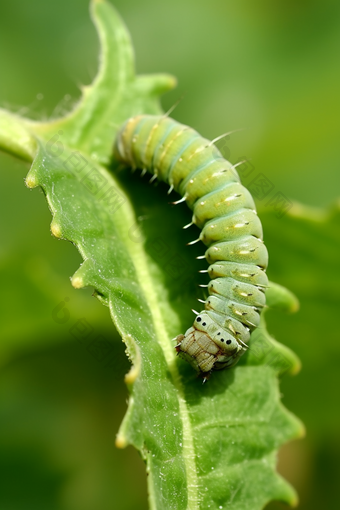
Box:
187;238;200;246
196;255;206;260
163;95;184;118
171;196;187;205
232;159;248;169
191;309;199;315
167;185;174;195
141;168;147;177
183;222;193;229
208;128;244;147
149;174;157;184
197;299;206;304
238;338;249;349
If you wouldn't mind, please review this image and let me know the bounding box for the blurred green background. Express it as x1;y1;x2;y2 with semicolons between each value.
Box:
0;0;339;509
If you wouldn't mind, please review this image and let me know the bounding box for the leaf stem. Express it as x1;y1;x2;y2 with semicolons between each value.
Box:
0;109;36;162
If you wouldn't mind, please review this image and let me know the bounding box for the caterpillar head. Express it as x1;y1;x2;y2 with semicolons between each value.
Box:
175;312;244;374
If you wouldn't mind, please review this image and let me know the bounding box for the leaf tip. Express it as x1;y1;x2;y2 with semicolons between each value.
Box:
50;221;63;239
289;487;300;508
296;420;306;439
115;433;128;449
25;173;38;189
155;73;177;93
290;297;300;314
72;276;85;289
289;356;302;376
124;363;139;385
266;281;300;314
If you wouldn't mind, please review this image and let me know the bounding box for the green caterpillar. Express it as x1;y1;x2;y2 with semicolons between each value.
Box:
114;114;268;376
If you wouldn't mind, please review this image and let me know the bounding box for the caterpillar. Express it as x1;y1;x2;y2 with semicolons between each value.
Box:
114;114;268;376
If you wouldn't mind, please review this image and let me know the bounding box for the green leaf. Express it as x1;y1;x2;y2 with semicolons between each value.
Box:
0;1;303;508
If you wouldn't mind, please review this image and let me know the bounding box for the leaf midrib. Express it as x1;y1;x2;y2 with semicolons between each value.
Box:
109;174;199;509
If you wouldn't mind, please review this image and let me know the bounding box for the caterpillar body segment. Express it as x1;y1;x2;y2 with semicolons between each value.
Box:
115;115;268;375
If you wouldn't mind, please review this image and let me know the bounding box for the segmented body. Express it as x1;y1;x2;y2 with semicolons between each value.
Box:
114;114;268;374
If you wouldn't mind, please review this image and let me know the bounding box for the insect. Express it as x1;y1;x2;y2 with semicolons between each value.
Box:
114;114;268;376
